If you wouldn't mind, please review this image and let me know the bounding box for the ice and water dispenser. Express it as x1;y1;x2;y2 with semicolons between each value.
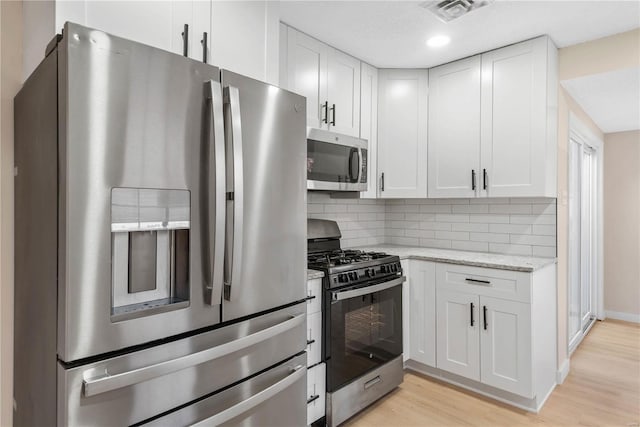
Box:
111;188;190;321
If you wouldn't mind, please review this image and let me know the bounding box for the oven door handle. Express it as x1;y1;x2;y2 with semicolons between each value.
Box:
332;276;406;301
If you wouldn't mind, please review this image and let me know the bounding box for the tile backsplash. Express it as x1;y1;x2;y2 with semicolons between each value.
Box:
308;192;557;257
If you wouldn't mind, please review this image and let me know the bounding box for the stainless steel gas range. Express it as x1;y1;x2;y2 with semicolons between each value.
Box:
307;219;405;427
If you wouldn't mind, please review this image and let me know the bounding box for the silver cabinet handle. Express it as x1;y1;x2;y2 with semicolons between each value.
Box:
204;80;226;306
332;276;405;301
191;364;306;426
82;313;305;397
223;86;244;301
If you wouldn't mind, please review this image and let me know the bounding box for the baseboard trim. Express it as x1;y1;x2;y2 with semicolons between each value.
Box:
556;359;570;384
605;310;640;324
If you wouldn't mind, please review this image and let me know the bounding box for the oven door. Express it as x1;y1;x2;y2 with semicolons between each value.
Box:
326;276;404;391
307;129;367;192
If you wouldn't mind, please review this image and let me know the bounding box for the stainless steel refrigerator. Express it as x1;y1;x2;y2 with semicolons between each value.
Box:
14;22;307;426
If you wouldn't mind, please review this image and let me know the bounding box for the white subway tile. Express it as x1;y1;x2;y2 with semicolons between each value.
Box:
387;228;405;237
452;241;489;252
469;232;509;243
436;230;470;241
389;204;418;213
452;223;489;232
324;204;347;213
532;225;557;236
419;239;452;249
391;220;419;229
410;229;436;239
390;236;420;246
489;223;532;234
307;204;324;214
509;197;556;204
436;199;470;205
531;204;556;215
511;234;556;246
489;204;532;214
419;222;452;231
386;213;404;221
489;243;532;256
470;198;504;204
357;212;376;221
470;214;509;224
452;204;489;214
532;246;557;257
420;204;452;213
435;214;469;223
510;215;556;225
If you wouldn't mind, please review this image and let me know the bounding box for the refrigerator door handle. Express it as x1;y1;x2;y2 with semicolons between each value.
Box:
223;86;244;301
205;80;226;306
190;364;306;426
82;313;305;397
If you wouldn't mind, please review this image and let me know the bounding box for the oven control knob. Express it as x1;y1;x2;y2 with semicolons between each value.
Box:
338;274;346;283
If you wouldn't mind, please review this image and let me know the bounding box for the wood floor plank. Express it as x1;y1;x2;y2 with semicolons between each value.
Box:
343;320;640;426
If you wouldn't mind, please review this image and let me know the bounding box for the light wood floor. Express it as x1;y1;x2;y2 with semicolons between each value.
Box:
344;320;640;426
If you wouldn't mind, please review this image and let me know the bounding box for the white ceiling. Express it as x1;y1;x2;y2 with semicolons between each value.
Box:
562;67;640;133
280;0;640;69
280;0;640;132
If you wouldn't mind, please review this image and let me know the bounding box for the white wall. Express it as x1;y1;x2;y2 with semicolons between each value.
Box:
1;2;21;425
603;130;640;321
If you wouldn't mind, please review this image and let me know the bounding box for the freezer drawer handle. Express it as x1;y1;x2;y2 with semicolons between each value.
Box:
191;364;306;426
82;313;305;397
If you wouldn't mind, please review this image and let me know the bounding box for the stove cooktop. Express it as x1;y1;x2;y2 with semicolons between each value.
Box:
307;249;391;268
307;249;402;288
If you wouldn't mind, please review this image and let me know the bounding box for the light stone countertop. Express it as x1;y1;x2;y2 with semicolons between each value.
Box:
353;245;556;272
307;269;325;280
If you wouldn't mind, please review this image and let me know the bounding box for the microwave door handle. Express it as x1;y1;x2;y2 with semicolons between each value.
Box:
348;147;359;183
204;81;226;306
358;148;363;183
223;86;244;301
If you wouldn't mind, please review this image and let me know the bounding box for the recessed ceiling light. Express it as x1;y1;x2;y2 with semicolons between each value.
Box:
426;35;450;48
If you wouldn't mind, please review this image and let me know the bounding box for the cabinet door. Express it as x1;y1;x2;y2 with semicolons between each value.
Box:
480;296;533;397
409;261;436;367
360;62;378;198
286;27;328;130
480;37;551;197
211;1;278;82
326;49;361;137
377;69;428;198
436;289;479;380
428;56;481;198
401;260;411;363
65;1;191;56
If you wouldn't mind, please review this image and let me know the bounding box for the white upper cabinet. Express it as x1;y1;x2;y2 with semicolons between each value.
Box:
360;63;379;199
210;1;279;83
377;69;428;198
55;1;208;60
285;27;328;130
426;36;557;199
326;50;361;136
428;55;482;198
480;36;558;198
282;25;361;137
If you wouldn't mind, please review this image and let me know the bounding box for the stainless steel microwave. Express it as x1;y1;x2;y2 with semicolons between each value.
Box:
306;128;368;192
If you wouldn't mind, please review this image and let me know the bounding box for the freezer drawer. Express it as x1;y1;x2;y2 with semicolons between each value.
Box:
147;353;307;426
58;303;305;426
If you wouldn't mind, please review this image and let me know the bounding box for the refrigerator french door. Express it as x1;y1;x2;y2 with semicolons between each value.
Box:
14;22;307;426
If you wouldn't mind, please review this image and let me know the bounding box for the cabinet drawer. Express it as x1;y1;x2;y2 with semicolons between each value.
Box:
436;263;530;303
307;278;322;315
306;311;322;366
307;363;326;425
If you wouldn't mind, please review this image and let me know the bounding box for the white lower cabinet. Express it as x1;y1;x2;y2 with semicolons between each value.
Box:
306;363;326;425
409;260;436;367
401;260;411;363
404;260;557;410
306;311;322;367
480;296;532;397
436;289;480;380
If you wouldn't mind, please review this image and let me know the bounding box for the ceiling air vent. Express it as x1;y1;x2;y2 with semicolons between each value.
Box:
420;0;494;22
